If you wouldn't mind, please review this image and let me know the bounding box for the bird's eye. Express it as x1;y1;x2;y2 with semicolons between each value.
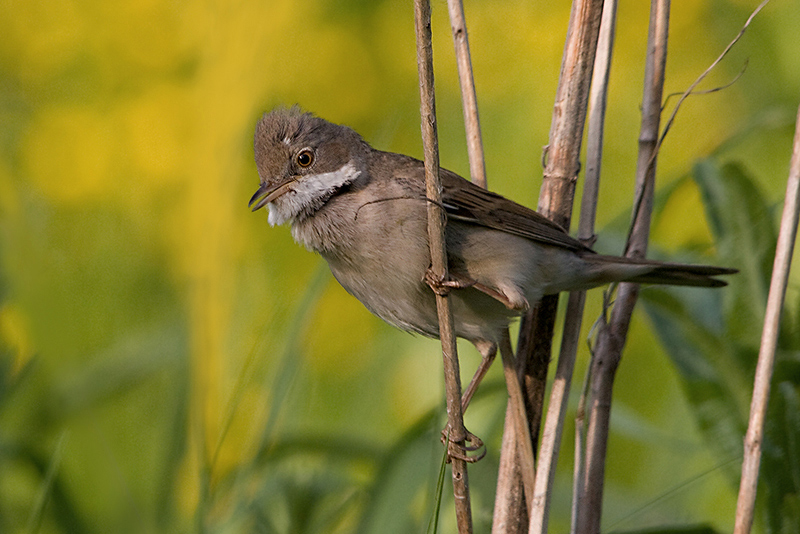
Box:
296;149;314;168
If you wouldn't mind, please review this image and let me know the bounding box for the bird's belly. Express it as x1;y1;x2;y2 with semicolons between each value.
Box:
314;205;523;345
325;250;438;335
325;251;516;345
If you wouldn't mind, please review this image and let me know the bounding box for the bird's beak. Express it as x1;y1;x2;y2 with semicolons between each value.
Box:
249;176;297;212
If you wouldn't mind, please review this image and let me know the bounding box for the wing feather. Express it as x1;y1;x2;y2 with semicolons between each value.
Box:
439;169;590;252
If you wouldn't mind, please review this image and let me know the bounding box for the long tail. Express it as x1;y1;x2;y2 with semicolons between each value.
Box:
586;254;738;288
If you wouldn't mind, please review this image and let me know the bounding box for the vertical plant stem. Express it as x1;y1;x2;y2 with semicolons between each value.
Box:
734;103;800;534
492;402;529;533
414;0;473;531
517;298;559;444
499;328;537;506
539;0;605;219
495;1;605;531
576;2;669;533
569;0;617;527
446;0;487;189
572;358;593;534
530;1;618;530
513;0;607;525
581;0;617;245
529;291;586;534
527;0;606;433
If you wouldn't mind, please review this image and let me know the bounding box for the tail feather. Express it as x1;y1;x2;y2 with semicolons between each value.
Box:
586;254;737;288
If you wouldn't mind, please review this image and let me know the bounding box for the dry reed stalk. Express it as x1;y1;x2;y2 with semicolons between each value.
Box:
414;0;473;530
576;2;669;532
734;102;800;534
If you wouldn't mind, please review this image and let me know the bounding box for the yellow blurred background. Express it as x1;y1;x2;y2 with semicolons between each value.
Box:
1;0;798;532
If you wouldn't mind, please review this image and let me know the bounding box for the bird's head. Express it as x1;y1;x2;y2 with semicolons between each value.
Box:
250;107;368;226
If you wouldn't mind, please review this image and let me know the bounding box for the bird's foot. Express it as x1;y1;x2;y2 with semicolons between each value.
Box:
441;426;486;463
424;267;476;296
426;267;530;312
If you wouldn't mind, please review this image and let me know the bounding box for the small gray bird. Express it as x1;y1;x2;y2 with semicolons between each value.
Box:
250;107;735;404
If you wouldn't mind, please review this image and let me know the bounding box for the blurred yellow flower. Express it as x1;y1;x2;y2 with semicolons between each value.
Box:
0;304;34;374
22;106;116;203
119;85;188;181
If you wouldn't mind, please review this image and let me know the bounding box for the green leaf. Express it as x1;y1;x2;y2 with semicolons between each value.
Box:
761;381;800;534
692;159;777;345
356;409;441;534
425;433;448;534
641;289;747;473
650;159;800;533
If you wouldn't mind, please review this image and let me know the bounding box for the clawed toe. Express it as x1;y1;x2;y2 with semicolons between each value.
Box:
424;267;476;296
441;427;486;463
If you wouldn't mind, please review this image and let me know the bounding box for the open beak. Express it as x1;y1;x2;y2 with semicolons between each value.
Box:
249;176;297;212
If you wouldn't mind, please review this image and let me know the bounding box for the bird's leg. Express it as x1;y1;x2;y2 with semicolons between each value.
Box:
461;339;497;412
426;267;489;462
438;341;495;463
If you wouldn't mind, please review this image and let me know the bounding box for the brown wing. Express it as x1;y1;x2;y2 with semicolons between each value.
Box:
439;168;590;253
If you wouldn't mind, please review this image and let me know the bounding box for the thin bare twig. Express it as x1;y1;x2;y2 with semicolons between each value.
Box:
413;0;473;531
577;2;670;533
655;0;769;158
734;103;800;534
625;0;770;247
661;58;748;109
446;0;487;189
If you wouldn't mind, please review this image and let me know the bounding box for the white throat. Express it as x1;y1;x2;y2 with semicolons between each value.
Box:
267;161;361;226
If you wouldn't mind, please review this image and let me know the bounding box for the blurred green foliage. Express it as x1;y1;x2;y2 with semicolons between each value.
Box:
643;160;800;534
0;0;799;533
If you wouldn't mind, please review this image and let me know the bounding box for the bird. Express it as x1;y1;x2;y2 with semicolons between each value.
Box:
249;106;735;408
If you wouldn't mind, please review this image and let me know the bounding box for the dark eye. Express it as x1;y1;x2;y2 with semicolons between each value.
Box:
296;149;314;168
